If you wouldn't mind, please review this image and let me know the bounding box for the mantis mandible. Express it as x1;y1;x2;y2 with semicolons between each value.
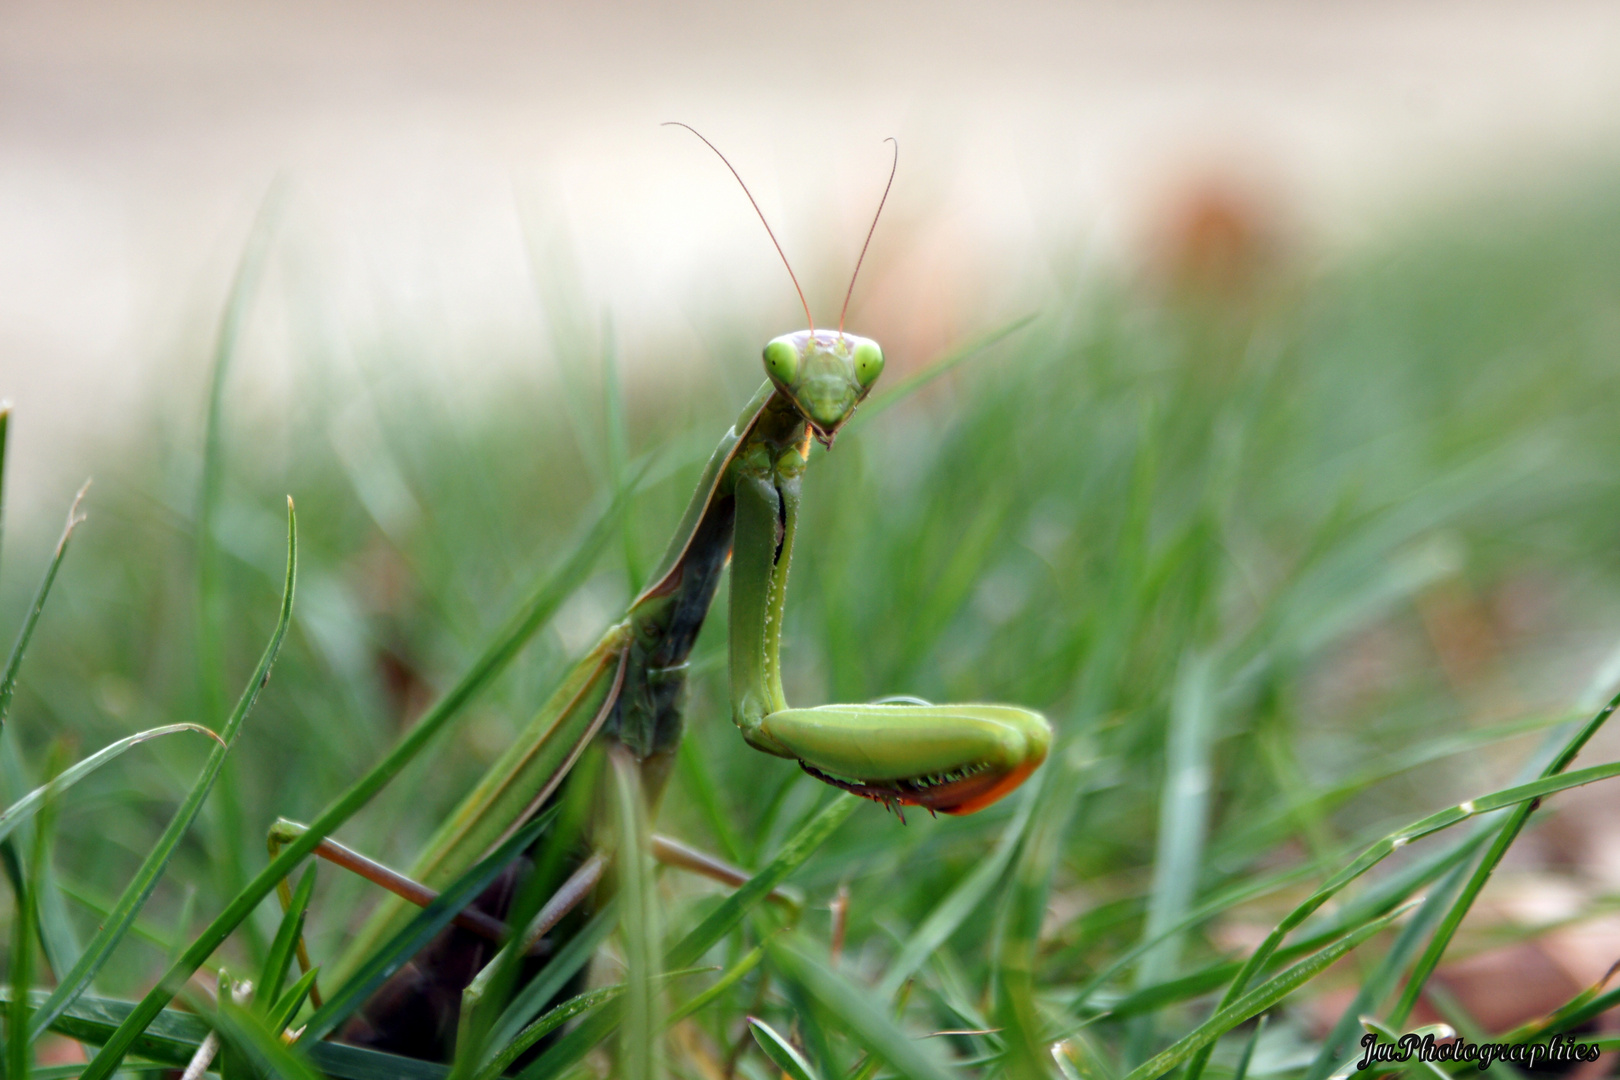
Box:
276;127;1051;1061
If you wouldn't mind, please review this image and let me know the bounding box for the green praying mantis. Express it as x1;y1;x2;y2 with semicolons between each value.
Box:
271;126;1052;1062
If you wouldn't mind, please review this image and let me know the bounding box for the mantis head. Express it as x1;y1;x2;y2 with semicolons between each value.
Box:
763;330;884;441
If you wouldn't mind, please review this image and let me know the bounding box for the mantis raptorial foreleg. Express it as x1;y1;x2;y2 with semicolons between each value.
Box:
274;130;1050;1064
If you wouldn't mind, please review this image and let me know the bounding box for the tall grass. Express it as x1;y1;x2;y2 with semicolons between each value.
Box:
4;178;1620;1076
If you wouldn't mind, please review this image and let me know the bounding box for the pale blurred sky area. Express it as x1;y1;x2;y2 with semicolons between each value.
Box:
3;0;1620;512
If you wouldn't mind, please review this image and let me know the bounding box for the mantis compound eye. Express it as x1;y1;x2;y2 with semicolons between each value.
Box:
853;340;884;387
763;338;800;385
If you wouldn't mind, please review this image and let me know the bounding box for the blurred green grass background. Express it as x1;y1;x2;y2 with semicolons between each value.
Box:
5;173;1620;1075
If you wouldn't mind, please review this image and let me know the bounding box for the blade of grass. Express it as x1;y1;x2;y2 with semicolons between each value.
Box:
749;1016;821;1080
1181;685;1620;1080
195;185;288;965
878;756;1039;1000
854;314;1038;426
1127;652;1217;1065
258;863;316;1009
768;937;955;1080
213;992;324;1080
29;498;297;1046
475;969;700;1080
301;804;558;1042
0;725;224;848
1301;855;1474;1080
1387;686;1620;1025
7;752;56;1079
1120;906;1410;1080
0;483;88;733
8;988;454;1079
610;748;660;1080
75;487;625;1080
519;794;860;1080
267;967;319;1033
478;901;619;1071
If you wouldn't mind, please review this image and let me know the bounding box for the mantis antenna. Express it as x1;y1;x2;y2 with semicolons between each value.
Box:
840;137;898;336
663;122;814;333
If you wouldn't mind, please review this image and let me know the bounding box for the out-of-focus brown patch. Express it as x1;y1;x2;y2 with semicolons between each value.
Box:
1144;174;1288;304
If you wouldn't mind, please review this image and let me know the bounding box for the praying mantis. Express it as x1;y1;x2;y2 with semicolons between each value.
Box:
272;127;1052;1064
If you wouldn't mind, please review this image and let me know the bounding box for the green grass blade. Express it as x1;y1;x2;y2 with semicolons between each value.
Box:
480;967;700;1080
610;749;660;1080
214;992;324;1080
6;756;54;1079
749;1016;822;1080
302;805;558;1042
6;988;452;1079
476;902;619;1076
1119;906;1408;1080
665;940;766;1026
1301;856;1473;1080
74;491;623;1080
1127;653;1216;1064
194;188;287;966
667;794;857;971
1387;686;1620;1025
0;725;223;848
259;863;317;1009
29;499;297;1047
267;967;320;1033
521;794;860;1080
877;780;1037;1000
481;986;627;1080
768;938;955;1080
0;484;88;733
854;314;1038;426
1231;1015;1265;1080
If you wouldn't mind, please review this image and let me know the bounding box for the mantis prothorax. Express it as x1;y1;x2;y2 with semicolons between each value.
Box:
277;127;1051;1060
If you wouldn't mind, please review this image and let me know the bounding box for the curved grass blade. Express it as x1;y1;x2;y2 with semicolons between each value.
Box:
0;724;223;848
195;185;288;962
478;985;626;1080
302;805;558;1042
854;314;1038;427
749;1016;822;1080
31;498;296;1046
878;781;1037;999
76;489;625;1080
768;938;955;1080
1301;855;1473;1080
667;793;857;971
0;482;89;732
1176;703;1620;1080
1387;686;1620;1026
1119;906;1409;1080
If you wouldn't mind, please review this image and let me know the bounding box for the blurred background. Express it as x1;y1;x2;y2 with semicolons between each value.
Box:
8;0;1620;1068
